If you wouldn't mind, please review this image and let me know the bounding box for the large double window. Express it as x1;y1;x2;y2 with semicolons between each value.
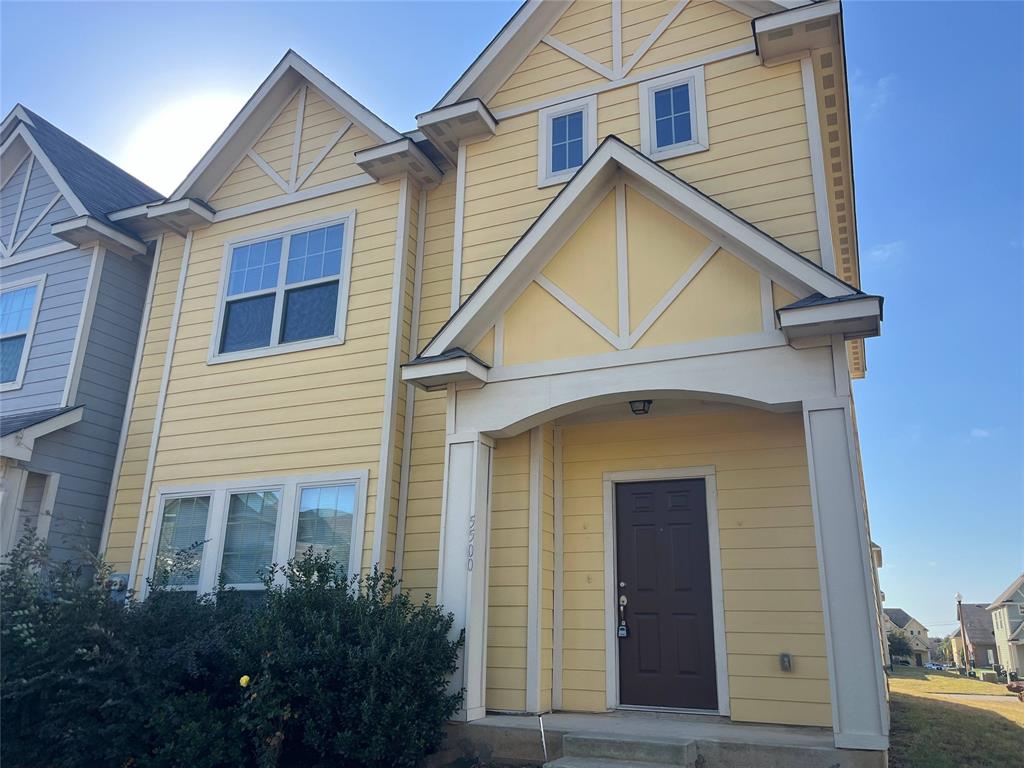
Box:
0;275;44;390
148;471;367;595
211;215;354;362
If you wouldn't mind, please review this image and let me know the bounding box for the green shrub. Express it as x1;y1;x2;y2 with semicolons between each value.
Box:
1;537;462;768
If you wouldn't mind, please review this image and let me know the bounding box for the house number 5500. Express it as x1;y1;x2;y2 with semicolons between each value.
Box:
467;514;476;571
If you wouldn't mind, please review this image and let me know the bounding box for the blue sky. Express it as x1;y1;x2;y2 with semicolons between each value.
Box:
2;1;1021;636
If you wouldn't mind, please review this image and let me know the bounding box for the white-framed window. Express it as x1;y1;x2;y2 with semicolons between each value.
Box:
638;66;709;161
0;274;45;391
537;95;598;187
209;213;356;364
145;470;369;597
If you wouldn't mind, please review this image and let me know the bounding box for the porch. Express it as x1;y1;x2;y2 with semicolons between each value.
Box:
433;709;885;767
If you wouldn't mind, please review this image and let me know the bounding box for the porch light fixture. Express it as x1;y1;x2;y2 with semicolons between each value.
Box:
629;400;652;416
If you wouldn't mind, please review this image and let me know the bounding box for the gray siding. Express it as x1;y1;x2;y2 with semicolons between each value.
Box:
1;248;93;414
1;154;75;256
22;251;152;562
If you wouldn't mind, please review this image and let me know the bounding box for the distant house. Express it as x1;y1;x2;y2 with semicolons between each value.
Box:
882;608;931;666
951;602;998;669
0;107;160;563
988;574;1024;675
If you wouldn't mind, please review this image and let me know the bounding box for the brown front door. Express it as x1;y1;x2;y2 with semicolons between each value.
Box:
615;479;718;710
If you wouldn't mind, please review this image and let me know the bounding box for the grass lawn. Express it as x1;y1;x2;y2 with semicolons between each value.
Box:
888;665;1015;696
889;692;1023;768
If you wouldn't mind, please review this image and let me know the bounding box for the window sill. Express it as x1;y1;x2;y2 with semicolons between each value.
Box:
537;169;580;189
648;140;710;163
207;333;346;365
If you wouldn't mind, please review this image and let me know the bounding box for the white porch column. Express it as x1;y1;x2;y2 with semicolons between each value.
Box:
437;432;494;722
803;402;889;750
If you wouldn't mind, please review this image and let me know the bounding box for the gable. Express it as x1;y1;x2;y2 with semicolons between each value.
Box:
419;137;852;363
209;83;378;211
488;0;755;111
494;178;769;368
0;148;77;258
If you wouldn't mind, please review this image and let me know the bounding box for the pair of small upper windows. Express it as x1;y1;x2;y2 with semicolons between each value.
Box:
537;68;708;186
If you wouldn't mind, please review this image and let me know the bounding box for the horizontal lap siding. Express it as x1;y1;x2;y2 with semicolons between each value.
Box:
3;156;76;255
488;432;530;711
559;409;831;727
134;182;400;580
401;172;456;602
0;248;93;414
464;46;819;306
541;425;555;712
32;251;151;563
104;234;186;571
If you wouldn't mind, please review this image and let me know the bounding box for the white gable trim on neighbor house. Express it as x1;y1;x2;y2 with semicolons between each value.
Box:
170;50;404;203
417;137;854;362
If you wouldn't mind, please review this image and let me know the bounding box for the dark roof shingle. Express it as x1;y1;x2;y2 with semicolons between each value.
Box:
0;406;81;437
18;107;162;227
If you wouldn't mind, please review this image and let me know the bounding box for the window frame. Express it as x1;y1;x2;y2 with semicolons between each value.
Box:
144;469;369;598
638;66;709;161
537;95;598;188
0;273;46;392
208;212;356;364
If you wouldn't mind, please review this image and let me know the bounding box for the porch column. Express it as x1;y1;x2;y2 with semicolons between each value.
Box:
803;402;889;750
438;432;493;722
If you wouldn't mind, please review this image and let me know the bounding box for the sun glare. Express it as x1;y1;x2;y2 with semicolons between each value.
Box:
115;91;248;197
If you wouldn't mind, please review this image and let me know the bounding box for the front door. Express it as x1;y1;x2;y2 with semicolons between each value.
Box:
615;479;718;710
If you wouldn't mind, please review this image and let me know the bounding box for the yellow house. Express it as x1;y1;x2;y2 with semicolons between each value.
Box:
101;1;889;764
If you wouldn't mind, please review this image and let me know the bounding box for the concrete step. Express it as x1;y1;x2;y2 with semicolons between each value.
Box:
544;758;683;768
559;732;697;765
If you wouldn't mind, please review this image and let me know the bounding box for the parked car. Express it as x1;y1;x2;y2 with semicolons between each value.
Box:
925;662;943;671
896;659;911;666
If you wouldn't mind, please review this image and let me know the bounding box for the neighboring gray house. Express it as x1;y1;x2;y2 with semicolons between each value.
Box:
0;105;160;564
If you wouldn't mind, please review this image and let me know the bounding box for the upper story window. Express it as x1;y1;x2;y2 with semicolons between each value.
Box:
538;96;597;188
0;275;44;391
210;214;355;363
148;471;367;596
639;67;709;161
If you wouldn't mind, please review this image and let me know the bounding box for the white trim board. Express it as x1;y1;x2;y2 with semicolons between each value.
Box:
371;176;412;568
61;246;104;406
601;467;729;716
127;230;193;594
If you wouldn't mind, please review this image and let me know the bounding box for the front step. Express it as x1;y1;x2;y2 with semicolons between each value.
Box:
544;732;698;767
545;758;683;768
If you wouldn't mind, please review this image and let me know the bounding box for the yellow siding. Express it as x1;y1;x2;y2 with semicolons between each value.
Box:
559;409;832;726
134;180;402;586
503;282;616;366
464;2;821;305
548;0;614;70
251;90;302;178
400;172;457;602
540;189;618;331
103;233;187;571
488;433;530;711
635;249;761;347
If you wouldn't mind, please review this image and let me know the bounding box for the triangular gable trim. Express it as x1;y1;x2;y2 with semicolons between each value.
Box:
436;0;798;107
171;50;403;202
0;122;88;218
421;136;854;358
